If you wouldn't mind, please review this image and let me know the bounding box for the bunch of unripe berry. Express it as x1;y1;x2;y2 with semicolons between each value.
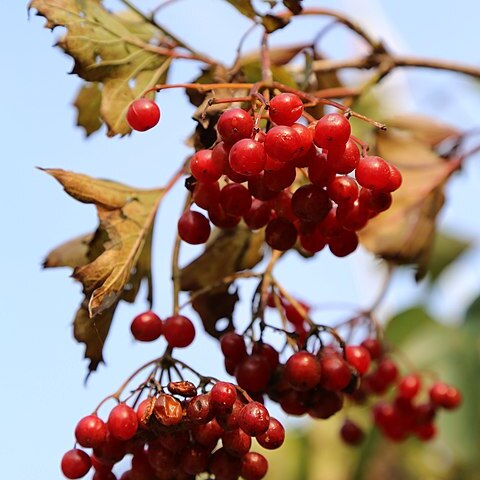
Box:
127;92;402;257
61;310;285;480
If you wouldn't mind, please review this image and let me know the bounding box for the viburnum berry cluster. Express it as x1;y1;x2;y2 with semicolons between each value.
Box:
61;319;284;480
128;91;402;257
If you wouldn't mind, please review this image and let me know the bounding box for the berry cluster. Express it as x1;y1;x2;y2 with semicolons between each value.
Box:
169;92;402;256
219;317;461;447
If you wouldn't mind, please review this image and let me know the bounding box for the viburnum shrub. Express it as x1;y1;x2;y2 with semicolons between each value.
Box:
30;1;479;478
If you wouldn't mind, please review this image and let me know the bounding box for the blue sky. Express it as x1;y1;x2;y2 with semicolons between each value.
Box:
1;1;480;478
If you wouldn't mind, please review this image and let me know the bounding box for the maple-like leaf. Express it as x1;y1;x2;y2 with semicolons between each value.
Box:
358;117;461;280
180;226;264;337
30;0;172;136
43;169;163;371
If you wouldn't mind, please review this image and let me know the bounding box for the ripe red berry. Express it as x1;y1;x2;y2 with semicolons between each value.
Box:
360;338;382;360
130;310;163;342
192;181;220;210
75;415;108;448
126;98;160;132
220;183;252;217
190;149;223;183
263;163;296;192
314;113;351;151
328;230;358;257
209;448;242;480
210;382;238;411
327;176;359;205
336;199;369;231
345;345;371;375
264;125;301;162
376;358;399;385
284;351;322;391
385;163;403;192
241;452;269;480
217;108;254;144
331;139;360;174
222;428;252;456
208;203;241;229
429;382;462;409
238;401;270;436
235;354;271;392
163;315;196;348
177;210;211;245
269;93;304;125
251;342;280;371
220;332;248;363
355;156;391;190
299;222;327;253
243;199;272;230
61;449;92;479
398;374;421;400
256;417;285;449
359;188;392;213
319;354;352;391
291;184;331;223
308;151;336;186
340;419;364;445
265;217;297;251
107;404;138;441
229;139;266;176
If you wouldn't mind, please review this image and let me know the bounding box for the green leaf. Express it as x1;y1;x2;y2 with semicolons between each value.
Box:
428;231;470;282
30;0;172;136
385;306;438;346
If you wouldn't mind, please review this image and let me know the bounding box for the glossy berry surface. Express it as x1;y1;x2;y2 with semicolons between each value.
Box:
190;149;223;183
229;139;266;176
265;217;297;251
269;93;304;125
75;415;108;448
355;156;391;191
314;113;351;151
217;108;254;144
256;417;285;449
345;345;371;375
163;315;196;348
126;98;160;132
130;310;163;342
284;351;322;391
241;452;269;480
107;404;138;441
61;449;92;479
210;382;237;411
238;402;270;436
177;210;211;245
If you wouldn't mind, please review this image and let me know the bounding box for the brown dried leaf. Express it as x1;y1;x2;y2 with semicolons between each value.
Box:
43;169;162;371
180;226;264;337
73;83;102;137
43;232;93;268
225;0;289;33
30;0;171;136
283;0;303;14
386;115;460;147
359;124;460;280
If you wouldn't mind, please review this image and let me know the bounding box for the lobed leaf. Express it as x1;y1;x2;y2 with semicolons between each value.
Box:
43;168;163;371
30;0;172;136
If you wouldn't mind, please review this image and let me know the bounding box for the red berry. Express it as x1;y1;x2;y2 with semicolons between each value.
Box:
291;123;314;157
186;393;214;424
75;415;108;448
327;176;359;205
241;452;269;480
340;419;364;445
429;382;462;409
192;181;220;210
265;217;297;251
308;388;344;419
229;139;266;176
209;448;242;480
130;311;163;342
126;98;160;132
359;188;392;213
284;351;322;391
177;210;210;245
328;230;358;257
61;449;92;479
360;338;382;360
336;200;369;231
192;419;223;448
235;354;271;393
220;332;248;363
256;417;285;449
345;345;371;375
355;156;391;190
217;108;254;144
263;163;296;192
243;199;272;230
308;151;336;186
314;113;351;151
190;149;223;183
264;125;301;162
210;382;238;411
222;428;252;456
238;401;270;436
291;184;331;223
208;203;241;229
107;404;138;441
319;354;352;391
269;93;304;125
376;358;398;385
284;301;309;326
299;222;327;253
251;342;280;371
398;375;421;400
181;444;210;475
220;183;252;217
385;163;403;192
163;315;195;348
331;139;360;174
247;173;278;201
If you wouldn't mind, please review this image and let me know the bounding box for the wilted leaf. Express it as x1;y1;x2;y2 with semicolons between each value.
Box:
180;226;264;337
428;232;470;282
30;0;172;136
359;123;461;280
225;0;257;18
43;169;163;371
283;0;303;14
73;83;102;136
43;232;93;268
